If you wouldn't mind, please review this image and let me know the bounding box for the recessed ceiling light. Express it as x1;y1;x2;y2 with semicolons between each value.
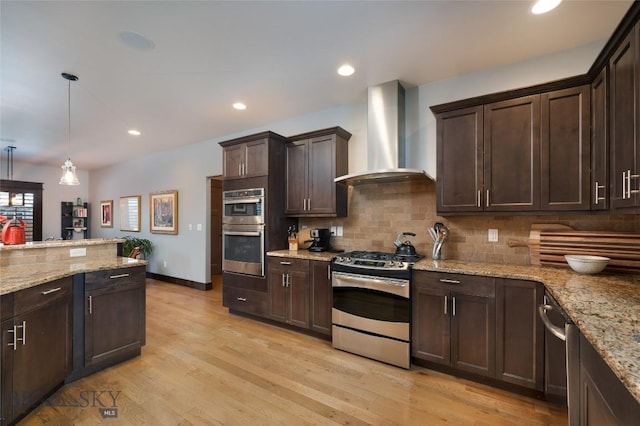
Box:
233;102;247;110
118;31;155;51
531;0;562;15
128;129;141;136
337;64;355;77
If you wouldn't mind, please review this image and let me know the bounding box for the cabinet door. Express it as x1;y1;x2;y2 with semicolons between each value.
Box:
85;282;144;367
592;68;609;210
287;270;310;329
285;140;308;214
310;261;332;335
268;265;287;323
436;106;484;213
484;95;540;211
411;281;450;365
610;25;640;210
541;86;590;210
1;319;14;426
450;291;496;377
495;279;544;390
307;135;337;215
245;139;268;177
223;144;245;179
12;296;72;421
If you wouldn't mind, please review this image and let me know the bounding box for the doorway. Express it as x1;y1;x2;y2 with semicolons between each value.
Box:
210;177;223;277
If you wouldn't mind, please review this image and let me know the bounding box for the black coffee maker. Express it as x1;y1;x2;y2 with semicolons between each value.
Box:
308;228;332;252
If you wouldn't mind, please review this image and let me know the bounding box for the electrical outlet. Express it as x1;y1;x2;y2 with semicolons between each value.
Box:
488;229;498;242
188;224;193;231
163;260;167;268
197;224;202;231
331;225;337;235
69;248;86;257
336;226;343;237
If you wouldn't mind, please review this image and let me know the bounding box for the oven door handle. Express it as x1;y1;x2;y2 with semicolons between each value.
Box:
223;230;262;237
223;197;262;205
332;272;409;298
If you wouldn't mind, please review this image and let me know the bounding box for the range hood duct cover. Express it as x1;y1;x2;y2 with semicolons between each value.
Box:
335;80;433;185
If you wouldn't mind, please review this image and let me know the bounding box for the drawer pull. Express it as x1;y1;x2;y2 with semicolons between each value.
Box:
110;273;130;279
41;287;61;295
7;325;17;350
237;297;247;302
439;278;461;284
280;261;292;265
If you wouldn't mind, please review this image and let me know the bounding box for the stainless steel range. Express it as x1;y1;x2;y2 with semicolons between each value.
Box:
331;251;422;369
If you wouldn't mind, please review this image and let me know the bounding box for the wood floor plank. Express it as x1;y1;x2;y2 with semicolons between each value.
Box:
19;278;568;425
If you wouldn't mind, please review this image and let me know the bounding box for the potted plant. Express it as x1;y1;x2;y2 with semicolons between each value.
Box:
121;236;153;259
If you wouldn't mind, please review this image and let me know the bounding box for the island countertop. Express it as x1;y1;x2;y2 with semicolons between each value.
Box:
1;257;147;295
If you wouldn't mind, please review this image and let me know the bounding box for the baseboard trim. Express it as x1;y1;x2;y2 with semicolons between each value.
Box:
146;272;212;291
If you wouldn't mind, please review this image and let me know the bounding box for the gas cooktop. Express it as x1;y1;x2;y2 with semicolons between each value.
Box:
332;250;423;271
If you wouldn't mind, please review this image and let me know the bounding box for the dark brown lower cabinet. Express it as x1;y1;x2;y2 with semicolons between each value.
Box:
84;266;146;369
268;257;310;328
495;279;544;391
578;332;640;425
310;260;332;335
1;278;72;426
412;271;496;378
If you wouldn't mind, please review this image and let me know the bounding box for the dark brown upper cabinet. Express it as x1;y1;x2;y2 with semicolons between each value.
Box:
484;95;541;211
610;21;640;211
541;86;591;211
591;67;609;210
285;127;350;217
220;132;289;180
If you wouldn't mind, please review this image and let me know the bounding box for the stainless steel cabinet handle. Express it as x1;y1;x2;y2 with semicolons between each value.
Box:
88;295;93;314
8;325;17;350
237;297;247;302
631;173;640;195
327;265;331;280
444;295;448;315
439;278;460;284
623;171;627;199
20;321;25;346
238;163;242;176
110;273;130;279
280;261;292;265
486;189;490;207
303;198;307;211
282;273;286;287
452;297;456;316
307;198;311;211
594;181;606;205
41;287;61;295
477;190;481;208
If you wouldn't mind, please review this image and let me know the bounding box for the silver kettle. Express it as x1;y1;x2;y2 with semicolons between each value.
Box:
394;232;417;256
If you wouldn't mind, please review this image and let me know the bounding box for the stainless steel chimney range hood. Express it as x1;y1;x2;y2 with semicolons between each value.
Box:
335;80;433;186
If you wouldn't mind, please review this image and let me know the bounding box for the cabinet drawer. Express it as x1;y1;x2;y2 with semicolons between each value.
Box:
415;271;495;298
223;286;268;317
14;277;72;315
85;266;146;291
269;257;309;271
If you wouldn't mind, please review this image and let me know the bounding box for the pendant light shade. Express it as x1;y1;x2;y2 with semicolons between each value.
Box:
59;72;80;185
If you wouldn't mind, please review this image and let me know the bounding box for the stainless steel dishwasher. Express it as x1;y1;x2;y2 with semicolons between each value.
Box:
539;292;579;424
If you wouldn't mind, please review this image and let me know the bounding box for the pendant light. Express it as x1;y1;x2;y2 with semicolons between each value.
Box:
59;72;80;185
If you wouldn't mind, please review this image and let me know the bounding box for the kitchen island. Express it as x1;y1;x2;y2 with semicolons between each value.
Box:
0;239;147;425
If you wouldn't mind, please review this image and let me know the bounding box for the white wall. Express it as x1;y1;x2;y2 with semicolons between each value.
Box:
17;40;606;285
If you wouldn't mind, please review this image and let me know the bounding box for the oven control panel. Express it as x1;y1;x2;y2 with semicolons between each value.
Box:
334;256;410;270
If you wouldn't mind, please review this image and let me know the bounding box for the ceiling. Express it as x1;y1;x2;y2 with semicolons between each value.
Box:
0;0;633;171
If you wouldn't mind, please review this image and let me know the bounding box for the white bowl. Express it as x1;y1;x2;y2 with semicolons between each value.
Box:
564;255;610;275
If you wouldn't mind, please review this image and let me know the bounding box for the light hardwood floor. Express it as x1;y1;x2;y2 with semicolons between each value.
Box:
21;277;568;425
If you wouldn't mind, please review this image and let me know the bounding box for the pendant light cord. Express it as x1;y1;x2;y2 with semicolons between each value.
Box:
67;77;71;160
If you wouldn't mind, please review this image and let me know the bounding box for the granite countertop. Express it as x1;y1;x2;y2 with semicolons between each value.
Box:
268;250;640;404
1;257;147;295
413;259;640;405
0;238;123;251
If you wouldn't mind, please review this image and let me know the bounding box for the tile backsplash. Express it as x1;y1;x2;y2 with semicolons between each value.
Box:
300;180;639;265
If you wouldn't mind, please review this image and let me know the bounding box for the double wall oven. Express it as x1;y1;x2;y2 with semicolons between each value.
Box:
222;188;265;277
331;251;421;369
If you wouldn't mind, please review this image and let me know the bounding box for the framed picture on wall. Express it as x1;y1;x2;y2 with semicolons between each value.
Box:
120;195;141;232
100;200;113;228
150;190;178;234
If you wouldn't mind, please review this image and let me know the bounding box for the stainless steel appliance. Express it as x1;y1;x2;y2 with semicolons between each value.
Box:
222;224;265;277
331;251;422;369
308;228;332;252
539;292;579;422
223;188;264;225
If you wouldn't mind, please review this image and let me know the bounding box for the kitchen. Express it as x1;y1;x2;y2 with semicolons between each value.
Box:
2;0;640;424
